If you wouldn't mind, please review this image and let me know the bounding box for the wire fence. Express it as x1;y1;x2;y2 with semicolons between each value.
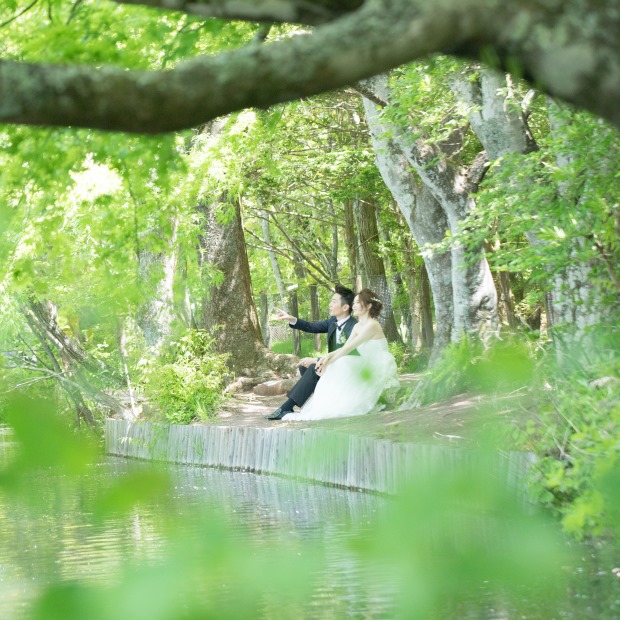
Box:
269;323;293;343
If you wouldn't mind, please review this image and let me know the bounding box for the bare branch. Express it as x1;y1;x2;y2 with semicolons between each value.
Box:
268;212;333;282
243;228;331;287
17;333;54;371
0;0;39;28
66;0;86;24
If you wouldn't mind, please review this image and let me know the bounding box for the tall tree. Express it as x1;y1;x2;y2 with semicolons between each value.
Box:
451;66;537;331
198;197;266;371
362;95;453;357
19;296;125;426
362;72;499;347
452;69;619;359
354;197;402;343
258;209;288;310
135;216;180;350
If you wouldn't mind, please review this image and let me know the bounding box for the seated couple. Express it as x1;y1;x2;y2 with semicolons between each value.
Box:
266;285;399;422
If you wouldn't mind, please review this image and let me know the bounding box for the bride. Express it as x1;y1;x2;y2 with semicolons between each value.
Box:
282;289;399;421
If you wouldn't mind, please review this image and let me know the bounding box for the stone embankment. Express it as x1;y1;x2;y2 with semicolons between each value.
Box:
106;396;533;495
106;373;533;494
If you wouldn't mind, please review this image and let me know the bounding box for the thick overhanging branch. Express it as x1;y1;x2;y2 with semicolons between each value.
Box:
0;0;618;132
112;0;363;25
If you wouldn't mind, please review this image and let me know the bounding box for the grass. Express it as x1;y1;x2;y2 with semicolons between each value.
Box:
270;337;320;358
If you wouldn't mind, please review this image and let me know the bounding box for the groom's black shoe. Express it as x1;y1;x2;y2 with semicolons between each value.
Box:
265;407;291;420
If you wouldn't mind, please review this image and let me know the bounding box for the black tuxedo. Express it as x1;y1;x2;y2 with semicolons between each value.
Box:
287;315;357;407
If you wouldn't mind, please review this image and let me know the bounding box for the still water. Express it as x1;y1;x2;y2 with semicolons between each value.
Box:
0;434;618;619
0;453;395;619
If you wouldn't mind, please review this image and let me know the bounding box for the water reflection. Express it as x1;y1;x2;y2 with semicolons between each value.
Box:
0;440;618;619
0;457;393;619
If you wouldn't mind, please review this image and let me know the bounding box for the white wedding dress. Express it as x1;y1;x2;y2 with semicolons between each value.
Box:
282;338;399;421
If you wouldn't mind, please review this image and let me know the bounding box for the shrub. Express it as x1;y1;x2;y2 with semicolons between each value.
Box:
515;362;620;539
139;330;229;425
411;335;539;406
389;342;430;373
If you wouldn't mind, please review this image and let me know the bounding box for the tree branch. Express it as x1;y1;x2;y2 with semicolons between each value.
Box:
353;81;388;108
0;0;39;28
243;230;331;287
16;364;126;415
268;212;334;282
112;0;363;25
0;0;618;132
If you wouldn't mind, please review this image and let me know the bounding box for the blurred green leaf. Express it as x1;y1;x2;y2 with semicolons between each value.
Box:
2;396;98;480
352;451;573;618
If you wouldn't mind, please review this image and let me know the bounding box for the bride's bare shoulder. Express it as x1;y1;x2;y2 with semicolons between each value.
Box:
371;320;385;338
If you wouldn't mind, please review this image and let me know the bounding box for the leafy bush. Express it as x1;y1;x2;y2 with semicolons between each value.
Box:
515;359;620;539
388;342;406;369
389;342;430;373
139;330;229;425
410;332;620;541
412;335;539;406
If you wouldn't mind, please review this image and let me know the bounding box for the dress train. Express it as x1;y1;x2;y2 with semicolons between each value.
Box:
282;338;399;421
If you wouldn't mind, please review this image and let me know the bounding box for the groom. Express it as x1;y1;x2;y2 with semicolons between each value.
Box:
265;284;356;420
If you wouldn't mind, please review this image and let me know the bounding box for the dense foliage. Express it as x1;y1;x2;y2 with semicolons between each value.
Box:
139;331;229;425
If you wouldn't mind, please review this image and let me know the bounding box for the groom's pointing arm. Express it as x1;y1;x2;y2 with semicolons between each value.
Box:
291;317;331;334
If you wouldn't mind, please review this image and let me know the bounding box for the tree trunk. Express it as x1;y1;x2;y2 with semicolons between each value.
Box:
353;197;403;344
260;209;288;311
362;92;452;360
309;283;322;351
376;212;414;345
259;290;271;348
135;215;179;350
419;261;435;350
343;199;360;289
394;149;498;342
497;269;519;330
178;259;198;329
453;66;538;336
330;221;339;283
194;120;297;377
20;296;125;426
116;319;140;421
289;288;301;357
363;74;499;341
402;249;422;351
545;101;604;366
452;67;536;161
200;198;266;372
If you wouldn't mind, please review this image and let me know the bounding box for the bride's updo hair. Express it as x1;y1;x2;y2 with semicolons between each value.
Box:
357;289;383;318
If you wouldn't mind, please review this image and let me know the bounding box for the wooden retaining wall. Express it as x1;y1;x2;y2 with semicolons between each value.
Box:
105;419;535;495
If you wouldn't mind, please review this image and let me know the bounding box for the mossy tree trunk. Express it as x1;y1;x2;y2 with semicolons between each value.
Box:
199;198;267;373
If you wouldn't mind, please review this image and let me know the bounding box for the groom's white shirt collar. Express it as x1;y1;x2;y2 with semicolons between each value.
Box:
336;317;350;329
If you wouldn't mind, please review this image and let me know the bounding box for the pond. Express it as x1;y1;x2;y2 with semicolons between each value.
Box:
0;432;618;619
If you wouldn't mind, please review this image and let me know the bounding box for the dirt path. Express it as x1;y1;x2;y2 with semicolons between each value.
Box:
205;374;518;445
